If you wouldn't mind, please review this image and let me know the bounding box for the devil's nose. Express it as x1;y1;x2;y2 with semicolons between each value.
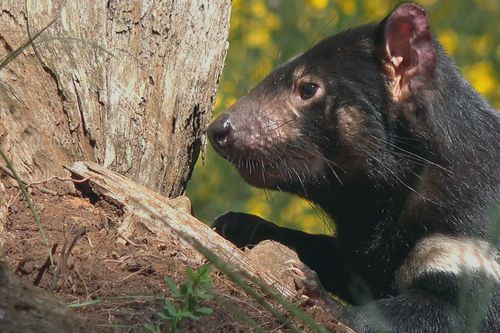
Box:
208;112;235;154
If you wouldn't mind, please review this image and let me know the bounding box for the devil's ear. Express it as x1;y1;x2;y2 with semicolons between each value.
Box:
378;3;436;102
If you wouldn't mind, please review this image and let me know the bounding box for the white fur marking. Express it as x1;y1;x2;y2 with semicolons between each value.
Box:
391;55;403;67
287;100;300;118
397;234;500;290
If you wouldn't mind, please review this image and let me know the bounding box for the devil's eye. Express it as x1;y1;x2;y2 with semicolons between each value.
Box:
299;83;318;100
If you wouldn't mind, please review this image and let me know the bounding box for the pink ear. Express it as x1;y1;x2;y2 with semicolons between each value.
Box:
382;3;436;101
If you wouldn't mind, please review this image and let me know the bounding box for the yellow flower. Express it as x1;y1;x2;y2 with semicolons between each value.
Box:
266;13;282;31
248;196;271;217
247;28;271;48
214;95;222;110
464;61;495;96
438;30;458;55
363;0;390;20
225;97;237;108
280;197;313;223
339;1;357;15
250;1;267;18
308;0;329;11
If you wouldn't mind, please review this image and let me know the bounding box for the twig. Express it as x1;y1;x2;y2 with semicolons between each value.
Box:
73;265;90;299
117;234;146;248
49;225;86;292
6;191;21;209
0;165;56;195
117;265;153;283
1;164;99;193
34;243;58;286
29;175;97;186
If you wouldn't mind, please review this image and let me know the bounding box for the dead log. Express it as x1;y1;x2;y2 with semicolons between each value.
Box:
66;161;298;299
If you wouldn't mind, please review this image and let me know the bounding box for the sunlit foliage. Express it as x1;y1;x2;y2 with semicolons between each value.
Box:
187;0;499;235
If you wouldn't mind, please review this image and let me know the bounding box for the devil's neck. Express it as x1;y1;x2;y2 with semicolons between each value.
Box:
304;178;410;239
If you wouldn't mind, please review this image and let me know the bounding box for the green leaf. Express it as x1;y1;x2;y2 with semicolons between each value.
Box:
157;312;173;321
197;263;212;277
197;292;214;300
163;299;178;317
184;311;202;320
200;277;213;286
165;277;180;297
183;281;193;295
143;322;161;333
179;310;196;318
194;307;213;315
186;266;195;279
198;280;213;292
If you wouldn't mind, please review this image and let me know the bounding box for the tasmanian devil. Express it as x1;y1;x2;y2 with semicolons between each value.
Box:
207;3;499;332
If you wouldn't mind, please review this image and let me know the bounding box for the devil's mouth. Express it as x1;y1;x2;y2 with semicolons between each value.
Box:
228;157;288;188
226;153;322;189
229;158;282;171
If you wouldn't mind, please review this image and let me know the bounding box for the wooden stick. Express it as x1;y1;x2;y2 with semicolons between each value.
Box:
65;161;297;299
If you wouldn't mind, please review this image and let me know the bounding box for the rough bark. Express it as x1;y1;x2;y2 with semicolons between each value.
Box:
0;0;230;197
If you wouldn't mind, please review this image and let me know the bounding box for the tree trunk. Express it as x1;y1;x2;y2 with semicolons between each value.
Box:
0;0;230;197
0;1;230;329
0;261;93;333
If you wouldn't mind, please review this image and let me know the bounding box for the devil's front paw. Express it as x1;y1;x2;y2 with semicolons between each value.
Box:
287;260;344;316
287;260;325;299
212;212;282;248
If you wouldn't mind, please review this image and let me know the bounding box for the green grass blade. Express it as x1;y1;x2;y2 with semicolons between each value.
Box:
0;18;57;264
0;17;57;70
68;299;104;308
213;294;269;333
0;148;53;265
183;235;306;333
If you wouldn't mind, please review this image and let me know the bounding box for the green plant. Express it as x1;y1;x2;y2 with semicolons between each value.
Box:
144;263;214;333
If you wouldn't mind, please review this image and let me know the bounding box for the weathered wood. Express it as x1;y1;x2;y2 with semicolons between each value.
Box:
0;0;230;197
0;182;5;248
66;161;298;299
0;261;92;333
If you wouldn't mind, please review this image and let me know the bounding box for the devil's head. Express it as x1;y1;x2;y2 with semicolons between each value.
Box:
208;3;440;197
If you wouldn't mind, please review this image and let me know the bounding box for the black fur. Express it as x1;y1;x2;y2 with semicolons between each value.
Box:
208;3;500;332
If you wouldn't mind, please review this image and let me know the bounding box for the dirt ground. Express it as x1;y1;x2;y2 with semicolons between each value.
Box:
0;176;345;333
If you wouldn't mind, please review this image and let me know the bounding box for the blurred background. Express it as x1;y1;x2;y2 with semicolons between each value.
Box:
187;0;500;234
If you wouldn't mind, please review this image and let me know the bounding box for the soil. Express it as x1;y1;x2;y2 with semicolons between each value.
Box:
1;178;346;333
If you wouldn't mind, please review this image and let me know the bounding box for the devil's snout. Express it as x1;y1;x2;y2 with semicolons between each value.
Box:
208;112;235;156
